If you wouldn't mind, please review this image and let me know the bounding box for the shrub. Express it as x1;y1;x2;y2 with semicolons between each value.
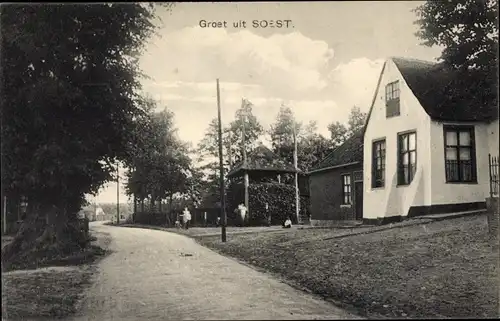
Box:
227;182;298;226
132;211;170;226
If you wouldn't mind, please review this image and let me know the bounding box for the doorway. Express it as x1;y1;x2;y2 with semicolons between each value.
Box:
354;181;363;220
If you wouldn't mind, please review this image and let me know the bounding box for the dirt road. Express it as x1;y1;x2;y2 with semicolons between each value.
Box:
71;222;360;320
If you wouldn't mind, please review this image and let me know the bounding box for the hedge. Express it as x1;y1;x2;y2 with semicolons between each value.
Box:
132;210;222;227
227;182;302;226
133;211;174;226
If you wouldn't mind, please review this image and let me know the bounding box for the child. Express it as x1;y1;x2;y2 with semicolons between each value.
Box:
238;203;247;226
283;217;292;229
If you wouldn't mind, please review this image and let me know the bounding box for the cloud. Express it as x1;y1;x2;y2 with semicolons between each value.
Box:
141;27;334;98
326;57;384;111
140;26;384;148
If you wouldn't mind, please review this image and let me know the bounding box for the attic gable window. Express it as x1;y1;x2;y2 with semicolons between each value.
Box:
385;81;400;118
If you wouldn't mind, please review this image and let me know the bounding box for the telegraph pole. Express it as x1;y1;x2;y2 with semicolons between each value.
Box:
2;196;7;235
116;163;120;225
216;79;227;242
242;99;249;217
228;130;232;167
293;114;300;224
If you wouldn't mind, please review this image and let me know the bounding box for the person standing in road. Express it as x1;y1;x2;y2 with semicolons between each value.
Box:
183;207;191;229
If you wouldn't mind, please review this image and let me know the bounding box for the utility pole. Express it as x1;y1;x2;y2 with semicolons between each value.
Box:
293;116;300;224
216;79;227;242
2;196;7;235
228;130;232;168
242;99;249;218
116;162;120;225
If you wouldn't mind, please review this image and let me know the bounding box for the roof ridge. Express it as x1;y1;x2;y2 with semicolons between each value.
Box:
391;56;496;122
390;56;437;65
310;129;364;172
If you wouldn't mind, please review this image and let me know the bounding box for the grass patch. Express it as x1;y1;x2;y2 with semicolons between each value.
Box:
2;266;93;320
196;215;499;319
1;231;111;320
2;241;107;273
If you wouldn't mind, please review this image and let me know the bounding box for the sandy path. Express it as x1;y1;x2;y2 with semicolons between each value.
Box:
71;222;360;320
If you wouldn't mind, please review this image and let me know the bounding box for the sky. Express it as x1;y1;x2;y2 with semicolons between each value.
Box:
95;1;443;204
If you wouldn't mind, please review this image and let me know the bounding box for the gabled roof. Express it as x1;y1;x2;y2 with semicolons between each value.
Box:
227;144;299;178
392;57;497;122
308;129;364;174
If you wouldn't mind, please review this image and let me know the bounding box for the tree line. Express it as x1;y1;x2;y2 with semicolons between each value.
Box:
1;3;171;267
195;100;367;207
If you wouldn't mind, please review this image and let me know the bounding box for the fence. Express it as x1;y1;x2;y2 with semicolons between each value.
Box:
487;154;499;238
489;154;499;197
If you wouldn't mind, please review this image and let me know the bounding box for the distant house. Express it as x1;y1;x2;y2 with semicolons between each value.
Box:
362;57;499;224
308;130;364;226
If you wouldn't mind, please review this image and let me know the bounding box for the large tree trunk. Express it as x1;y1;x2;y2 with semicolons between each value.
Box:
2;201;40;265
2;198;88;271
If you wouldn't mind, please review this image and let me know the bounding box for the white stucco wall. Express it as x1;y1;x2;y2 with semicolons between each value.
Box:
363;59;432;220
429;121;491;204
487;118;499;197
428;118;498;202
487;119;499;158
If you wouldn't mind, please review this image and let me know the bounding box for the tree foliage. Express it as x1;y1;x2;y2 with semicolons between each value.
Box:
0;4;162;267
414;0;498;72
327;121;349;146
268;104;356;172
269;104;301;161
414;0;498;107
346;106;367;136
298;121;332;172
196;99;264;207
125;101;193;210
228;99;265;163
267;105;367;172
195;118;226;207
327;106;367;147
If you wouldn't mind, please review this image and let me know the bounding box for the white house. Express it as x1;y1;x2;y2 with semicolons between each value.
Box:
362;57;499;224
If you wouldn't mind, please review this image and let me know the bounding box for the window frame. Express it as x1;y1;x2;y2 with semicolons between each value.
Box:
341;173;352;205
385;81;401;118
371;139;386;188
397;131;417;186
443;125;477;183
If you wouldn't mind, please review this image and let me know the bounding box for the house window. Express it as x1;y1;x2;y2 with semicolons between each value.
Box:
398;132;417;185
444;126;476;183
385;81;400;117
372;139;386;188
341;174;352;205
